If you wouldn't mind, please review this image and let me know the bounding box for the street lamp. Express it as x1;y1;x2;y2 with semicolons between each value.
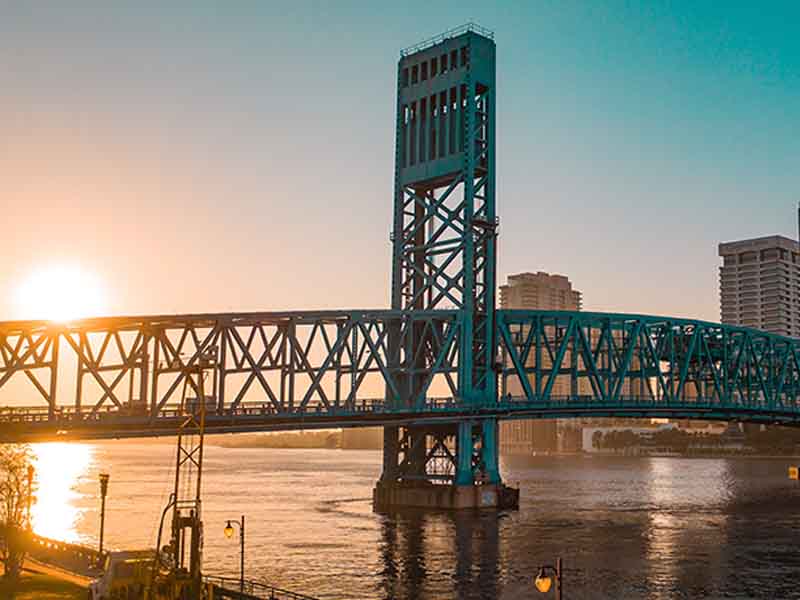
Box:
98;473;110;556
224;515;245;593
534;557;563;600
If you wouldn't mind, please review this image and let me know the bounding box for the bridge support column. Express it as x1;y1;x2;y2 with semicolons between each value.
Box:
373;421;517;512
380;426;399;482
455;421;474;486
481;419;500;485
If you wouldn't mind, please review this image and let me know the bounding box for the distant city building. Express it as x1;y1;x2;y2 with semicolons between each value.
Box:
499;272;582;455
719;235;800;338
340;427;383;450
499;272;582;312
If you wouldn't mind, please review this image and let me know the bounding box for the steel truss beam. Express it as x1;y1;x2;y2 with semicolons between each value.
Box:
2;309;800;442
497;310;800;412
0;310;459;431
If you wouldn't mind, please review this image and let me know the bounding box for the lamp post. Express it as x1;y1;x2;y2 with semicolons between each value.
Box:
534;557;563;600
98;473;110;556
26;465;34;531
224;515;245;593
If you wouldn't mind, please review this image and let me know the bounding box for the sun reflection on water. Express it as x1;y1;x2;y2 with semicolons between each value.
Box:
31;442;93;543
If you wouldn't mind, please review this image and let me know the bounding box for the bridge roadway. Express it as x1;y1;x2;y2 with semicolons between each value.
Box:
1;309;800;442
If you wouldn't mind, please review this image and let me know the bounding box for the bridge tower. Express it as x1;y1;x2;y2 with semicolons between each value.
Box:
374;25;512;509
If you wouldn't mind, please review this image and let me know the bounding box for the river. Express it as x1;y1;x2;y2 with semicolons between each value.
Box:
28;440;800;599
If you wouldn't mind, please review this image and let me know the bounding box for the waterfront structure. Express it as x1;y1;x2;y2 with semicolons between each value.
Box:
499;272;582;454
719;235;800;338
374;24;505;509
2;25;800;508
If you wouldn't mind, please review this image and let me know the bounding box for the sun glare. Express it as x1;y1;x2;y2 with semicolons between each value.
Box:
15;265;108;322
31;442;93;543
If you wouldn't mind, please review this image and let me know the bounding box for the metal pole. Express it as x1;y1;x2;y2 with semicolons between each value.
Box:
240;515;245;593
556;557;563;600
99;473;109;556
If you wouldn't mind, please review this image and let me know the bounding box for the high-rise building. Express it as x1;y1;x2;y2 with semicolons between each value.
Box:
499;272;582;454
719;235;800;338
500;272;582;312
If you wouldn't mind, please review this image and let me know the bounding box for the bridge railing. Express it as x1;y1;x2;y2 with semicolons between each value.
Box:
204;574;320;600
0;526;103;575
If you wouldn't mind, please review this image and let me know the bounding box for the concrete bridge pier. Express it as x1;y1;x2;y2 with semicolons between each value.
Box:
373;419;518;511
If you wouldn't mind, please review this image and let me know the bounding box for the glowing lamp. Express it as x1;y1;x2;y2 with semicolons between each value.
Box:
224;520;235;539
534;569;553;593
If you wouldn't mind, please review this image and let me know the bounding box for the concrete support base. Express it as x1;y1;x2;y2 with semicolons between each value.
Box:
373;481;519;511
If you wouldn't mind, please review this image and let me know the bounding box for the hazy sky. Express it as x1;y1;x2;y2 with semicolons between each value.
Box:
2;1;799;322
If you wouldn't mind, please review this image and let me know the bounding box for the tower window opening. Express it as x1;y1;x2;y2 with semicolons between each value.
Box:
419;98;427;163
460;46;469;67
401;68;409;87
449;86;457;155
409;101;417;165
450;50;458;70
429;96;437;161
440;53;448;73
421;62;428;81
411;65;419;84
431;57;438;77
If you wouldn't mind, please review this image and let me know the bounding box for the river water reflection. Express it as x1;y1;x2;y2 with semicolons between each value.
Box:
30;441;800;599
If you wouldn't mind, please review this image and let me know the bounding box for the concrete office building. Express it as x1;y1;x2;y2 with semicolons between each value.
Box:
499;272;582;454
719;235;800;338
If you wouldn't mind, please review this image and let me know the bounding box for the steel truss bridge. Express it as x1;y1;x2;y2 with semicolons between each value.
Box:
3;25;799;494
1;309;799;443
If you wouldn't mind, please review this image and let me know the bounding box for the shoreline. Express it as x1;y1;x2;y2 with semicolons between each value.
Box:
206;442;800;460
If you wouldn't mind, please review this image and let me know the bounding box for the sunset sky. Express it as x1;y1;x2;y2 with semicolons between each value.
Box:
2;2;799;323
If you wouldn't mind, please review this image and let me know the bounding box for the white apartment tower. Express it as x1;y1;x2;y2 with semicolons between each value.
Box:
719;235;800;338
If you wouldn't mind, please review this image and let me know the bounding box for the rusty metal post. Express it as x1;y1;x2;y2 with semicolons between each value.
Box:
98;473;109;555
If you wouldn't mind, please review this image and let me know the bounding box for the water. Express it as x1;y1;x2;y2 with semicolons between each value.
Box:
30;441;800;599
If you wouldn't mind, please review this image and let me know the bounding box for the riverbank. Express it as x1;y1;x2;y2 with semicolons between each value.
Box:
0;567;85;600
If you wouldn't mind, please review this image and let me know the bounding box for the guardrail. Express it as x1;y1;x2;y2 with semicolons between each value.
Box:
400;22;494;56
205;574;320;600
0;526;103;577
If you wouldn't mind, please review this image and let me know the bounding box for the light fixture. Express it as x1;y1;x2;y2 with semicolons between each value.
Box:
224;520;234;539
534;558;562;598
534;568;553;593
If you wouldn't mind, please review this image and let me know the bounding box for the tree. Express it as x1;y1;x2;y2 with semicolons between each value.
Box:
0;444;34;582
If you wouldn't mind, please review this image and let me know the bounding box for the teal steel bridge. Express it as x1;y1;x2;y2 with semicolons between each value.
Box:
2;25;798;491
1;309;799;444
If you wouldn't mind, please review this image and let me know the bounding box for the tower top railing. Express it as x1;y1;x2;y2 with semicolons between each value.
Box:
400;22;494;57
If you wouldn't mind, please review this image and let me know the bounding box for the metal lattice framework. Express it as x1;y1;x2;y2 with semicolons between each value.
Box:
2;310;800;443
384;27;499;486
497;311;800;418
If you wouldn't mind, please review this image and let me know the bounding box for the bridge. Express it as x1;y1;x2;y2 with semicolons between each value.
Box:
1;309;800;443
3;24;799;509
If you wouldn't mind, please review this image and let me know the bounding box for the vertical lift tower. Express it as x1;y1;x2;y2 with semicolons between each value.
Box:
374;25;516;509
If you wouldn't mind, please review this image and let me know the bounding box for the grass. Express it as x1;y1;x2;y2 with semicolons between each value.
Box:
0;571;86;600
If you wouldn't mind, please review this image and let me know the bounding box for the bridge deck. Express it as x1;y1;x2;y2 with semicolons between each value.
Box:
2;309;800;442
1;396;798;442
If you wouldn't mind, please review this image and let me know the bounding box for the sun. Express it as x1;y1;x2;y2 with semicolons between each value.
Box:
15;264;108;322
